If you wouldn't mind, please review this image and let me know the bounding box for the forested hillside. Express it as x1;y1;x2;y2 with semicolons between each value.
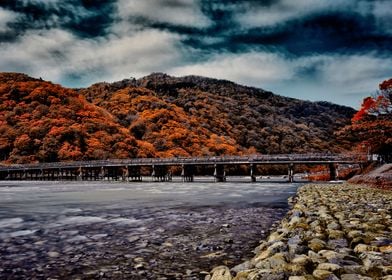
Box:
0;72;355;163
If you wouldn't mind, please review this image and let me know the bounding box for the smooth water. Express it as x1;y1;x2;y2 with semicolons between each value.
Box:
0;180;299;279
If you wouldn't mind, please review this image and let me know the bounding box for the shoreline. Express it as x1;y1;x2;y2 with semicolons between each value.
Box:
207;183;392;280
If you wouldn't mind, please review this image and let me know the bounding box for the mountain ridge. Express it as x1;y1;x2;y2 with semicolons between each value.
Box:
0;72;355;163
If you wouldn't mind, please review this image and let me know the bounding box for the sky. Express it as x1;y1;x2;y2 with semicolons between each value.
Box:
0;0;391;108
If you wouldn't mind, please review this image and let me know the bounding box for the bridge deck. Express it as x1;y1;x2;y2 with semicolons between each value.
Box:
0;154;367;171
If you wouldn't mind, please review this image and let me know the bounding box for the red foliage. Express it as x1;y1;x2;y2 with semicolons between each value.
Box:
339;78;392;162
352;97;376;122
379;78;392;90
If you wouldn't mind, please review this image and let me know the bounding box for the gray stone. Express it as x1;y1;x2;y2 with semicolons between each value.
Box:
231;261;252;273
210;266;232;280
292;255;311;266
327;238;348;249
327;222;340;230
246;269;285;280
268;241;287;254
288;235;302;245
361;252;385;270
342;265;364;274
255;253;287;270
312;269;333;279
308;238;326;252
356;243;380;253
47;251;60;258
316;263;341;272
340;274;372;280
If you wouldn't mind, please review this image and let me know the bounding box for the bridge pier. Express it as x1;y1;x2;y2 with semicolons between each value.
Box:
214;164;226;182
121;166;129;181
107;166;120;181
128;166;142;181
181;164;194;182
329;163;338;181
250;164;256;182
288;163;294;183
152;165;171;182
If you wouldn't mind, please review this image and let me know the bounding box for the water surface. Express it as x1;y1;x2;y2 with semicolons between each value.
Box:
0;180;298;279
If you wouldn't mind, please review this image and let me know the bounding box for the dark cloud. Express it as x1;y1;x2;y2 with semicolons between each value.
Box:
0;0;391;107
1;0;116;38
229;11;392;55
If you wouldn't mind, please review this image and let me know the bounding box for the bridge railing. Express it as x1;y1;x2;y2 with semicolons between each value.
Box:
0;153;368;171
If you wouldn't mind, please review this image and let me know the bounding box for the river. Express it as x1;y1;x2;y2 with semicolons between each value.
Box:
0;179;299;279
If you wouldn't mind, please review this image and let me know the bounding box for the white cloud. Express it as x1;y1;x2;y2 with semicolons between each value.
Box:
0;28;183;86
170;52;294;85
0;8;19;32
170;51;392;107
116;0;211;28
316;54;392;93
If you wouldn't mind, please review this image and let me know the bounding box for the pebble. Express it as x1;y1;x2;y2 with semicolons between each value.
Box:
47;251;60;258
207;184;392;280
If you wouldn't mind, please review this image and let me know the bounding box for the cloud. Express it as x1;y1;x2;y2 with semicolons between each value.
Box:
372;0;392;35
116;0;211;28
0;28;184;86
170;52;294;84
235;0;350;28
0;7;19;32
0;0;390;107
170;51;392;106
235;0;392;35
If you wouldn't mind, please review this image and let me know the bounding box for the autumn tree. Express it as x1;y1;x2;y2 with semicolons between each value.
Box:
339;78;392;162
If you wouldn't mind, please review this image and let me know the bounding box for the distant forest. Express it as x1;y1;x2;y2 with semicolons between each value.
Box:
1;72;388;164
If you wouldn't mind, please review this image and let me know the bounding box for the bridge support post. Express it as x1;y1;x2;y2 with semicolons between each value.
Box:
288;163;294;183
98;167;105;180
181;165;194;182
214;164;226;182
250;164;256;182
329;163;338;181
152;165;170;182
128;166;142;181
121;166;129;181
77;167;83;181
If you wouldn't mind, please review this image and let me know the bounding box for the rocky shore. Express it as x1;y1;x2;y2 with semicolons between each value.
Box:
207;184;392;280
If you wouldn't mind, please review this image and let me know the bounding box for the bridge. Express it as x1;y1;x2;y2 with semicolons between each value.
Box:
0;154;368;182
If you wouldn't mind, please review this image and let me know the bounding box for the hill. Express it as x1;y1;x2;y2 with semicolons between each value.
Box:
0;72;355;163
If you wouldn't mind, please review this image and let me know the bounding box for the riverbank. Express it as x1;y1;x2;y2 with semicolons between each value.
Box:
349;164;392;190
207;183;392;280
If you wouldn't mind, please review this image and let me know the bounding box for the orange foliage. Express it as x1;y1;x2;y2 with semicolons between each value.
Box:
58;142;83;160
0;74;139;163
352;97;376;122
339;78;392;162
0;72;358;163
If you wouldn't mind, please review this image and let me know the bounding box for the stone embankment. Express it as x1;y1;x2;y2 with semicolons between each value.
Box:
206;184;392;280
